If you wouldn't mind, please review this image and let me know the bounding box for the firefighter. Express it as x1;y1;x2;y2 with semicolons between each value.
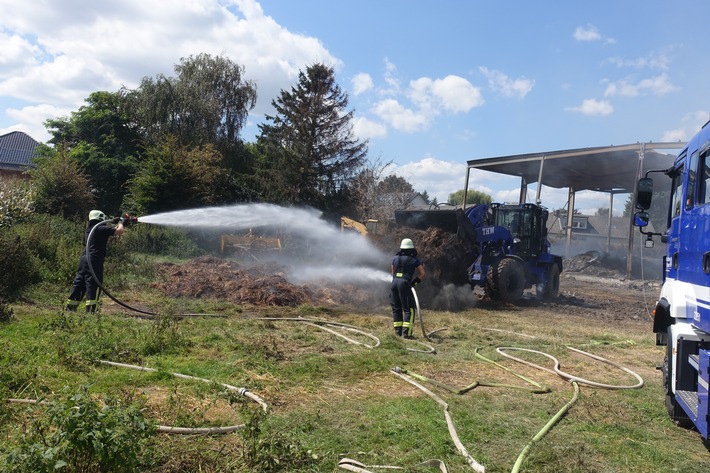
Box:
390;238;426;338
66;210;125;313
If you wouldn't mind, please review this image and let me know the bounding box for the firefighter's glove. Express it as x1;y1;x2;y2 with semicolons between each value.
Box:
111;217;121;224
412;277;421;287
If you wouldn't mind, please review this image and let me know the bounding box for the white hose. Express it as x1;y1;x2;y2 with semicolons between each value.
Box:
390;368;486;473
98;360;267;434
496;346;644;389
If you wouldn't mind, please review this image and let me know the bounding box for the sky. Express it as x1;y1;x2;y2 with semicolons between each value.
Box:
1;0;709;215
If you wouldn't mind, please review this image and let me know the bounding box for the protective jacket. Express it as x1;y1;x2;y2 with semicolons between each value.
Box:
66;222;117;313
390;252;422;337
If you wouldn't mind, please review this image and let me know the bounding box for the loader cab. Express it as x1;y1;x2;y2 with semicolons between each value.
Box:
490;203;548;258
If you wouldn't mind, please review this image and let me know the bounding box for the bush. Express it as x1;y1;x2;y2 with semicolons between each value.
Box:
0;386;155;473
9;214;83;287
119;223;202;258
0;178;34;227
0;229;36;299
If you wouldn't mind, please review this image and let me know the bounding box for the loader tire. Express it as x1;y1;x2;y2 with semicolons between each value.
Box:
491;258;525;303
536;264;560;300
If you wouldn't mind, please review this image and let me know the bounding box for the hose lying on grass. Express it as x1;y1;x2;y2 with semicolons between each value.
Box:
7;360;267;435
97;360;267;434
496;346;644;389
251;316;437;354
374;343;645;472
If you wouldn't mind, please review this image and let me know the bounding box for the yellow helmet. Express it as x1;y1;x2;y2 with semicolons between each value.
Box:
400;238;415;250
88;210;108;222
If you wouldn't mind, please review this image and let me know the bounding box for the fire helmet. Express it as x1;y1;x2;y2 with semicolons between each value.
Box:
400;238;415;250
88;210;108;222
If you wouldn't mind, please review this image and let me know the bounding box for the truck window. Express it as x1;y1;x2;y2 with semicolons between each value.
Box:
670;166;683;218
701;150;710;205
686;150;698;210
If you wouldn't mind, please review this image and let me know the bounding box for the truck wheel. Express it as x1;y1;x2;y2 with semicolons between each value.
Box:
484;265;499;300
662;330;693;428
536;264;560;299
493;258;525;303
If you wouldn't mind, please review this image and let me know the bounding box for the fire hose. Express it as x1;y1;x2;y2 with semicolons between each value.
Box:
7;360;267;435
83;219;226;318
377;345;643;472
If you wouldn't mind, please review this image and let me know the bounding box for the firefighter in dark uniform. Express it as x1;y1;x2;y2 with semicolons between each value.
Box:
66;210;125;313
391;238;426;338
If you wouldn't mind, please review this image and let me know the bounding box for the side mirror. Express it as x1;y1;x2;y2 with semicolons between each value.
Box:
634;211;650;228
636;177;653;210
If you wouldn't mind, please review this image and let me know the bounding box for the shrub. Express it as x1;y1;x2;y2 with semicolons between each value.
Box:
0;229;36;299
0;386;155;473
0;178;34;227
10;214;84;285
119;223;202;258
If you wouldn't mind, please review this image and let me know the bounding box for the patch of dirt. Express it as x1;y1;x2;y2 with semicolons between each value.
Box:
150;256;384;309
149;228;661;325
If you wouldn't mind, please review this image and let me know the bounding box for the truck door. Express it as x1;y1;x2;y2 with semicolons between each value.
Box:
686;147;710;332
667;163;684;282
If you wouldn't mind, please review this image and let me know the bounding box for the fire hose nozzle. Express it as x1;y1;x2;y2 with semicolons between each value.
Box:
123;213;139;225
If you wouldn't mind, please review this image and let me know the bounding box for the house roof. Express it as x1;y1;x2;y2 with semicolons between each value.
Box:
467;142;683;193
0;131;39;172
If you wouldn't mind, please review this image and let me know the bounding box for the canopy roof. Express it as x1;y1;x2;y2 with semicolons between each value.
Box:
466;142;684;194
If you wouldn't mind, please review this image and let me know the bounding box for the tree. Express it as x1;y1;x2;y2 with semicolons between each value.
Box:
44;91;141;213
125;136;228;214
596;207;610;217
447;189;492;206
121;53;257;149
256;63;368;213
29;145;95;220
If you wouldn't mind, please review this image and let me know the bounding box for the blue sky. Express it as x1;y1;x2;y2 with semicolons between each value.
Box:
1;0;708;213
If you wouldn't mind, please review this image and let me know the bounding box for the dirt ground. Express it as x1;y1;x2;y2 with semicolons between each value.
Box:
149;247;660;325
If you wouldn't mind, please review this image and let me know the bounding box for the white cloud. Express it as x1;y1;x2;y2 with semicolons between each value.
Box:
607;51;671;71
386;157;468;202
352;73;374;95
409;75;483;113
479;67;534;99
573;25;602;42
661;110;709;142
372;99;429;133
352;115;387;140
604;73;679;98
573;24;615;44
370;73;483;134
3;104;71;142
565;99;614;116
0;0;341;138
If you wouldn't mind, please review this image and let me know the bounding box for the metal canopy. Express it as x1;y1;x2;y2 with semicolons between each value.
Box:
466;142;684;193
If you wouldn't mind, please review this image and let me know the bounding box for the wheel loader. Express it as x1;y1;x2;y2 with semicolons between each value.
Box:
395;202;562;302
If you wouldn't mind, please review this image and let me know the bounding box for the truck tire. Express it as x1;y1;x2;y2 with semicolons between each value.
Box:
536;264;560;300
662;329;693;428
491;258;525;303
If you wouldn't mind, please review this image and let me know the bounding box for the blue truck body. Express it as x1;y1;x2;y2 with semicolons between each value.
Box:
395;202;563;302
635;120;710;438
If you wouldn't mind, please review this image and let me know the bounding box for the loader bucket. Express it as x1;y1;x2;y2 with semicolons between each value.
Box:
394;209;459;233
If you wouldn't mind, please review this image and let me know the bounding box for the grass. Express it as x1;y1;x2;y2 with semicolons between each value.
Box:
2;291;710;472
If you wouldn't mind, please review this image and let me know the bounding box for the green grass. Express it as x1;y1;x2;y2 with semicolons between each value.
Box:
2;291;710;472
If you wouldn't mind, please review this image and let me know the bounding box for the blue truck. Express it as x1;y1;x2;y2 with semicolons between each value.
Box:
634;119;710;439
395;201;563;303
